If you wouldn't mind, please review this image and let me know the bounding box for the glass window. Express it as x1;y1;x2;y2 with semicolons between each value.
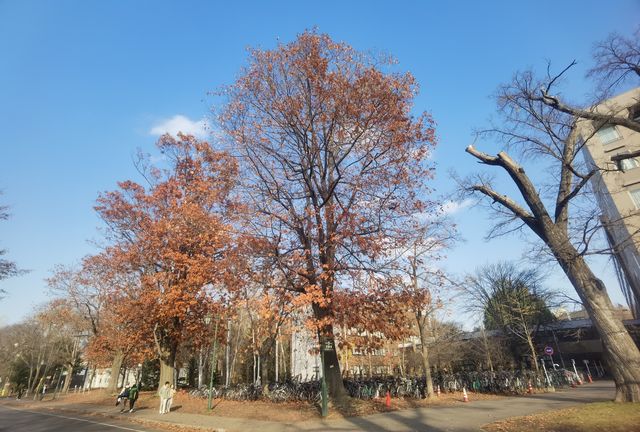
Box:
618;157;640;171
629;188;640;209
597;125;621;144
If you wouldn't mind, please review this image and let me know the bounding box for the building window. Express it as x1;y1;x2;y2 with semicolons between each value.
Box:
597;125;621;144
618;157;640;171
629;188;640;209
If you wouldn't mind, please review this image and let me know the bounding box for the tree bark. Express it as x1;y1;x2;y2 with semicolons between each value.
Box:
87;364;96;390
552;245;640;402
416;317;434;398
480;326;494;373
159;346;177;390
312;302;347;400
467;145;640;401
259;334;277;391
525;335;540;373
106;351;124;394
62;363;73;393
260;354;269;390
197;348;205;388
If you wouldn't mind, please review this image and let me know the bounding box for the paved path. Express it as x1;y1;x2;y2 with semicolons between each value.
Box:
0;381;615;432
0;404;165;432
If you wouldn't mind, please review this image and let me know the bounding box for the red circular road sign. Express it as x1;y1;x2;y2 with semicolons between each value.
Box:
544;346;554;355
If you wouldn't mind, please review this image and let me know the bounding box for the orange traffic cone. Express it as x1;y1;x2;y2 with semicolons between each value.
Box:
436;385;441;397
462;387;469;402
527;381;533;394
385;391;391;407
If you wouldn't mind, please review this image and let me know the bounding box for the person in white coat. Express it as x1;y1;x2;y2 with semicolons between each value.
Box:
158;381;171;414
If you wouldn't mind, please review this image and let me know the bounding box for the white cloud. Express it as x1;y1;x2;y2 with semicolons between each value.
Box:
149;115;208;139
441;199;472;215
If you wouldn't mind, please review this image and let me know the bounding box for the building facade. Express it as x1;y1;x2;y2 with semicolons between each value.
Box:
578;87;640;317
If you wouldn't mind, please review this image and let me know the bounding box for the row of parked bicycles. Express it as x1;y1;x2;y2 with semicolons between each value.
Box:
188;368;591;402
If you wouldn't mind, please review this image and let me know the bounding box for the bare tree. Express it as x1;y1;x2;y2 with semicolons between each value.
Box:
462;263;555;372
393;224;455;397
589;30;640;99
462;30;640;401
0;196;25;288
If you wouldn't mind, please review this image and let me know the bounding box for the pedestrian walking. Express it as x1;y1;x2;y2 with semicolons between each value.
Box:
165;384;176;413
158;381;171;414
117;385;130;413
128;383;139;412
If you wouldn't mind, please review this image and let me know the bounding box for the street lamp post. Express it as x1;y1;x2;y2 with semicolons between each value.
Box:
204;314;220;411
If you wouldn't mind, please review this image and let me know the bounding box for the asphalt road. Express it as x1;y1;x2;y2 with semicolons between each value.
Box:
0;405;165;432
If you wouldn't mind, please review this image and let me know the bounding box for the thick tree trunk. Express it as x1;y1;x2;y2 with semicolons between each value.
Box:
62;363;73;393
106;351;124;394
260;354;269;389
259;335;277;392
312;302;347;400
466;144;640;402
480;326;494;373
26;365;35;396
159;347;176;390
552;240;640;402
416;319;434;398
28;363;42;395
87;365;96;390
197;349;205;388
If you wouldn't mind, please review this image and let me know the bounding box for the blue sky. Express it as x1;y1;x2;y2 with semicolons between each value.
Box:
0;0;638;326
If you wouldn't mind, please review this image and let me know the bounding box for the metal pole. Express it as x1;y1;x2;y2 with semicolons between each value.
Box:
208;319;219;411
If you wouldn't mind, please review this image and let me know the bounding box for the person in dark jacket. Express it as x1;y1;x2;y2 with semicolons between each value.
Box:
128;383;139;412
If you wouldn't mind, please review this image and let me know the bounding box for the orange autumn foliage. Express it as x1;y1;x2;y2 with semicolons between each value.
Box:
219;30;438;397
94;134;240;385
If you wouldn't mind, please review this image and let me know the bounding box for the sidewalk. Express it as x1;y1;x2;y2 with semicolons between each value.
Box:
7;381;615;432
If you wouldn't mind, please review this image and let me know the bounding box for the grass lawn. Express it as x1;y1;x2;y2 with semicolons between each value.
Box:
484;401;640;432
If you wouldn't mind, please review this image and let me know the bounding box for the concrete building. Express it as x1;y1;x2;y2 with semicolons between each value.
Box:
578;87;640;317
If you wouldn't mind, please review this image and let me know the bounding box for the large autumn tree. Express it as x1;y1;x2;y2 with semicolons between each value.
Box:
219;31;437;398
463;30;640;401
95;134;239;388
